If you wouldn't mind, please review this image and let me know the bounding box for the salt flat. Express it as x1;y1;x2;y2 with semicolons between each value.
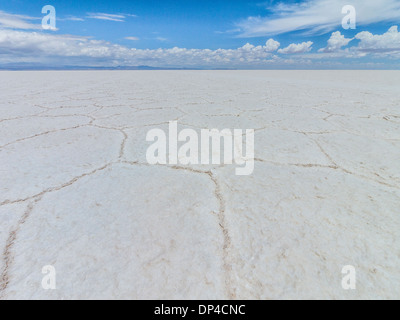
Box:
0;71;399;299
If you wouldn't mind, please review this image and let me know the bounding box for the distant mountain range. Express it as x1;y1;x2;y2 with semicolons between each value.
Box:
0;63;236;71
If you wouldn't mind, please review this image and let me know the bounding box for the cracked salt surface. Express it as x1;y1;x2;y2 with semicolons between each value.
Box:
0;71;399;299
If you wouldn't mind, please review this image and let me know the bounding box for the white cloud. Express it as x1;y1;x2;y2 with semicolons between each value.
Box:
0;29;282;67
63;16;85;22
278;41;313;54
356;26;400;53
125;37;140;41
0;10;41;30
238;0;400;37
319;31;353;53
265;39;280;52
1;24;399;68
86;13;132;22
296;26;400;60
0;29;90;56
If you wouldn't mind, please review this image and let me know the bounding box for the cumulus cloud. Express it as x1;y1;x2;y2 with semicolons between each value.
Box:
356;26;400;53
319;31;353;53
265;39;280;52
0;29;281;67
278;41;313;54
1;22;399;68
240;39;280;53
237;0;400;37
300;26;400;59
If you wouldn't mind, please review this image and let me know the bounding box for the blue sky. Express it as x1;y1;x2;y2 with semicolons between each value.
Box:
1;0;400;69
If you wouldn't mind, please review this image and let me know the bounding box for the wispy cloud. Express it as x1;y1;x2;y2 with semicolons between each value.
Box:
237;0;400;37
63;16;85;22
125;36;140;41
0;10;41;30
86;13;136;22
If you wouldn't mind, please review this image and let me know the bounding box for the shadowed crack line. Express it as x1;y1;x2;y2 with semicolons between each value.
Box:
0;163;119;297
254;158;339;170
0;163;114;207
119;130;128;159
0;123;93;149
0;197;42;298
169;165;235;298
0;110;48;124
88;124;128;159
120;161;235;299
311;138;399;189
207;170;235;300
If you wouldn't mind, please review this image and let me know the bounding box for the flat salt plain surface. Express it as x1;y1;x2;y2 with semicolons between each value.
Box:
0;71;399;300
